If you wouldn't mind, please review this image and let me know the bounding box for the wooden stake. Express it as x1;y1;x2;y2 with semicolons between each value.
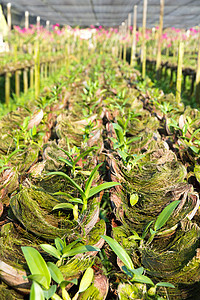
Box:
128;13;131;35
7;3;11;31
176;42;184;104
25;11;29;30
15;70;20;96
142;0;147;79
156;0;164;78
5;73;10;106
46;20;50;31
195;30;200;104
30;67;34;89
23;68;28;93
34;40;40;99
131;5;137;66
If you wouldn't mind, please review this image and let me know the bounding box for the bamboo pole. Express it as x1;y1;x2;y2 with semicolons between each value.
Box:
7;3;11;31
15;70;20;96
195;30;200;104
176;42;184;104
25;11;29;30
23;68;28;93
131;5;137;66
156;0;164;78
5;73;10;106
142;0;147;79
34;40;40;99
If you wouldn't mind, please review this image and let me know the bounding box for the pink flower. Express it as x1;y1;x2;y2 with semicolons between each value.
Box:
167;43;172;48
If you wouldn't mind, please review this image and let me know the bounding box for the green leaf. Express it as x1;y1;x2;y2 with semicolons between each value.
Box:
74;147;96;165
40;244;61;259
58;157;73;168
47;262;64;285
22;116;30;131
55;238;66;253
43;285;57;300
189;145;199;154
30;281;45;300
131;267;144;276
78;267;94;293
53;203;74;211
156;282;175;288
62;238;82;253
127;136;141;145
88;182;121;199
28;274;47;287
142;221;154;239
21;246;51;290
58;148;73;162
190;128;200;141
132;274;154;286
194;164;200;183
112;123;124;144
154;200;180;232
101;235;134;270
84;163;102;198
130;193;138;206
62;245;100;258
32;125;37;136
47;172;84;198
53;192;83;203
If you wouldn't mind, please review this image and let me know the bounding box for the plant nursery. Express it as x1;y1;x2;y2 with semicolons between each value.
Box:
1;0;200;299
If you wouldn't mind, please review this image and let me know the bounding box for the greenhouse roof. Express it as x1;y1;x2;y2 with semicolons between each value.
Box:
1;0;200;29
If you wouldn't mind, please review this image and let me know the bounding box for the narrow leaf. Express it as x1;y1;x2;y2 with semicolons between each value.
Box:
156;282;175;288
21;247;51;290
58;148;73;162
43;285;57;300
28;274;47;287
53;203;74;211
62;238;82;253
30;281;45;300
74;147;96;165
84;163;102;198
101;235;134;270
55;238;66;253
132;274;154;286
88;182;120;199
47;262;64;285
78;267;94;293
58;157;73;168
40;244;61;259
47;172;84;198
62;245;100;258
154;200;180;232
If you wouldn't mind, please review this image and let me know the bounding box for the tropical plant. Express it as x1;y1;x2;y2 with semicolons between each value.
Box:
48;163;120;214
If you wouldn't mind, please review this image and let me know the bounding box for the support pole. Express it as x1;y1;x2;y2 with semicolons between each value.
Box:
142;0;147;79
156;0;164;78
131;5;137;66
195;31;200;104
5;73;10;106
23;68;28;93
176;42;184;104
25;11;29;30
15;70;20;97
34;40;40;99
7;3;11;31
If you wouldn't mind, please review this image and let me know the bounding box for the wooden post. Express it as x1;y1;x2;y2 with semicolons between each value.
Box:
5;73;10;106
131;5;137;66
25;11;29;29
45;63;48;78
128;13;131;35
176;42;184;104
23;68;28;93
7;3;11;31
156;0;164;78
195;31;200;104
46;20;50;31
37;16;40;31
142;0;147;79
65;43;69;73
34;40;40;99
30;67;34;89
15;70;20;96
